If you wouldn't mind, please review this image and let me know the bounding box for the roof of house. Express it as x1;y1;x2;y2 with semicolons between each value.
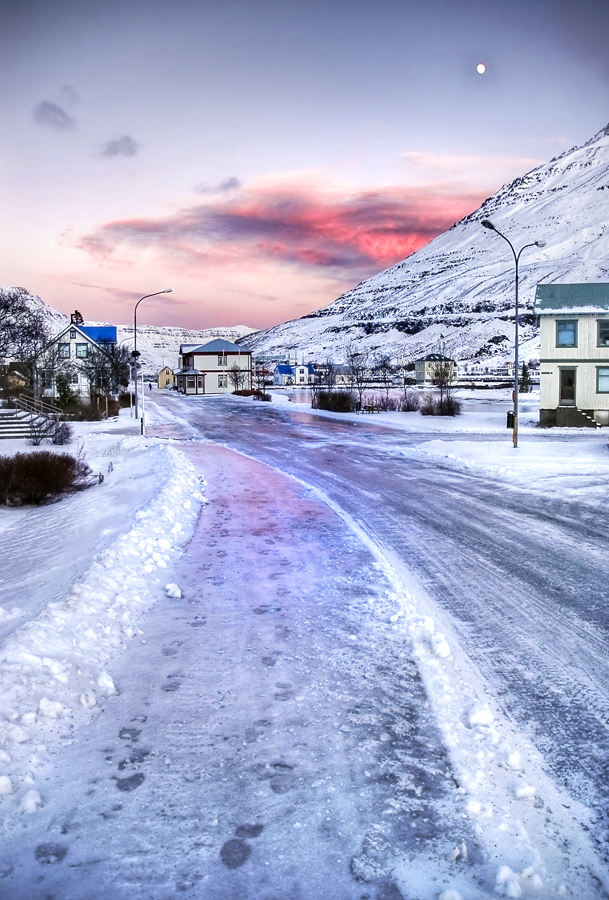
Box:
416;354;455;363
181;338;249;354
79;325;117;343
535;283;609;313
45;322;116;352
274;364;294;375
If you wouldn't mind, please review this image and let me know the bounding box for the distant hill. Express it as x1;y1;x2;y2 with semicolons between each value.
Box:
242;123;609;366
0;287;257;374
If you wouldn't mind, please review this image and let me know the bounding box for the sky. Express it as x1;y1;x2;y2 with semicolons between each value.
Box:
1;0;608;331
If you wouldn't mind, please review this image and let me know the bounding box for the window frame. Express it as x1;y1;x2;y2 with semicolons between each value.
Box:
555;319;578;348
597;320;609;348
596;366;609;393
58;343;71;359
218;373;228;388
75;343;89;358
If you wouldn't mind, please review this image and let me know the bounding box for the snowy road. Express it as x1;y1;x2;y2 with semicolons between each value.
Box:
3;444;478;900
150;395;609;881
2;394;609;898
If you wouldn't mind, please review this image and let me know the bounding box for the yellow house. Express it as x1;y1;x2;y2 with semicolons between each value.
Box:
157;365;174;389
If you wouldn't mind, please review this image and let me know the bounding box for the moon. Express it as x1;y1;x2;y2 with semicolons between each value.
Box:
477;63;486;74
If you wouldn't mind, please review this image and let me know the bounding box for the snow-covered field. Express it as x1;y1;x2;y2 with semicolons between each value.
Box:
1;393;608;898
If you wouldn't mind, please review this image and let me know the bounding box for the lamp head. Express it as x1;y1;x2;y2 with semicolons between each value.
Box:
163;288;172;293
535;240;546;248
481;219;496;230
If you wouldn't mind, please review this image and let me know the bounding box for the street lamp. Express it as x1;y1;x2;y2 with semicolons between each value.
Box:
133;289;172;430
481;220;545;448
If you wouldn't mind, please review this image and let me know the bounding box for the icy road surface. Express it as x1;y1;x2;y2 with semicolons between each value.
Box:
2;444;480;900
153;394;609;885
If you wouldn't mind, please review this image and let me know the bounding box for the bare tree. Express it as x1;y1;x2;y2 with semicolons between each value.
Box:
228;361;248;393
429;345;459;414
78;343;131;397
345;343;369;411
373;353;395;399
0;288;50;390
253;357;272;399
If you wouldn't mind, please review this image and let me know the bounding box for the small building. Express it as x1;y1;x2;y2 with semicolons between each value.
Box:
157;365;174;389
536;282;609;426
175;339;252;396
415;354;457;385
292;363;316;385
36;315;120;401
273;363;295;386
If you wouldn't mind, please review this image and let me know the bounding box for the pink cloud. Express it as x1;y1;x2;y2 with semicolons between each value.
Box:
78;180;484;283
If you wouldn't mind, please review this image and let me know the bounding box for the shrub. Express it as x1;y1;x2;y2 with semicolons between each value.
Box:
419;393;437;416
419;393;462;417
51;420;73;445
0;451;93;506
253;390;272;401
400;390;420;412
312;390;357;413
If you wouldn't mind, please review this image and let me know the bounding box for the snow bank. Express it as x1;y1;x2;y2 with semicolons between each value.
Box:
0;441;202;823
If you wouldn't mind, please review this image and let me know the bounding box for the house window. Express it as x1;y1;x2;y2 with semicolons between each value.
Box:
556;320;577;347
598;321;609;347
218;353;227;366
71;373;79;384
58;343;70;358
70;328;76;339
218;374;228;388
187;377;195;388
597;368;609;393
76;344;88;358
299;377;305;382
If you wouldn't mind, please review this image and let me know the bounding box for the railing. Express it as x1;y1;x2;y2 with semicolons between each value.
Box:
16;394;62;418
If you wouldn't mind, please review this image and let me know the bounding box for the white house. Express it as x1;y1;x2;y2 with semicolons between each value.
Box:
37;316;119;401
174;339;252;395
415;354;457;385
536;282;609;426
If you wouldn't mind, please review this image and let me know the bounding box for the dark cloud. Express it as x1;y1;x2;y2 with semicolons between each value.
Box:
100;135;140;157
194;177;242;194
79;182;483;279
33;101;76;131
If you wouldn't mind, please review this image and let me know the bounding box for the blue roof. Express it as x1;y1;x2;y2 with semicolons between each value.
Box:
275;364;294;375
80;325;117;344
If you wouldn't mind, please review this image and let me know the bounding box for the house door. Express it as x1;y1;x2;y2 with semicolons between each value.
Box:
559;368;576;406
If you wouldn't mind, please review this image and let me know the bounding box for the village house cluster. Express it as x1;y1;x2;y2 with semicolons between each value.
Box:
3;283;609;431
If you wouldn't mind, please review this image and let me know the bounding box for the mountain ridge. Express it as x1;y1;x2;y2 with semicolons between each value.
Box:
241;123;609;366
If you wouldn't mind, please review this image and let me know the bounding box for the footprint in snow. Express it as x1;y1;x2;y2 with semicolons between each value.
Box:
115;773;145;792
35;843;68;865
235;823;264;838
220;839;251;869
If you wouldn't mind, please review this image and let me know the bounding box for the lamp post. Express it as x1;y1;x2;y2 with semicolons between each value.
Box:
133;289;172;431
481;220;545;448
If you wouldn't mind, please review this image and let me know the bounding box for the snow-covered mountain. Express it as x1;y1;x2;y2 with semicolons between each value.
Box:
2;287;257;374
243;124;609;366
